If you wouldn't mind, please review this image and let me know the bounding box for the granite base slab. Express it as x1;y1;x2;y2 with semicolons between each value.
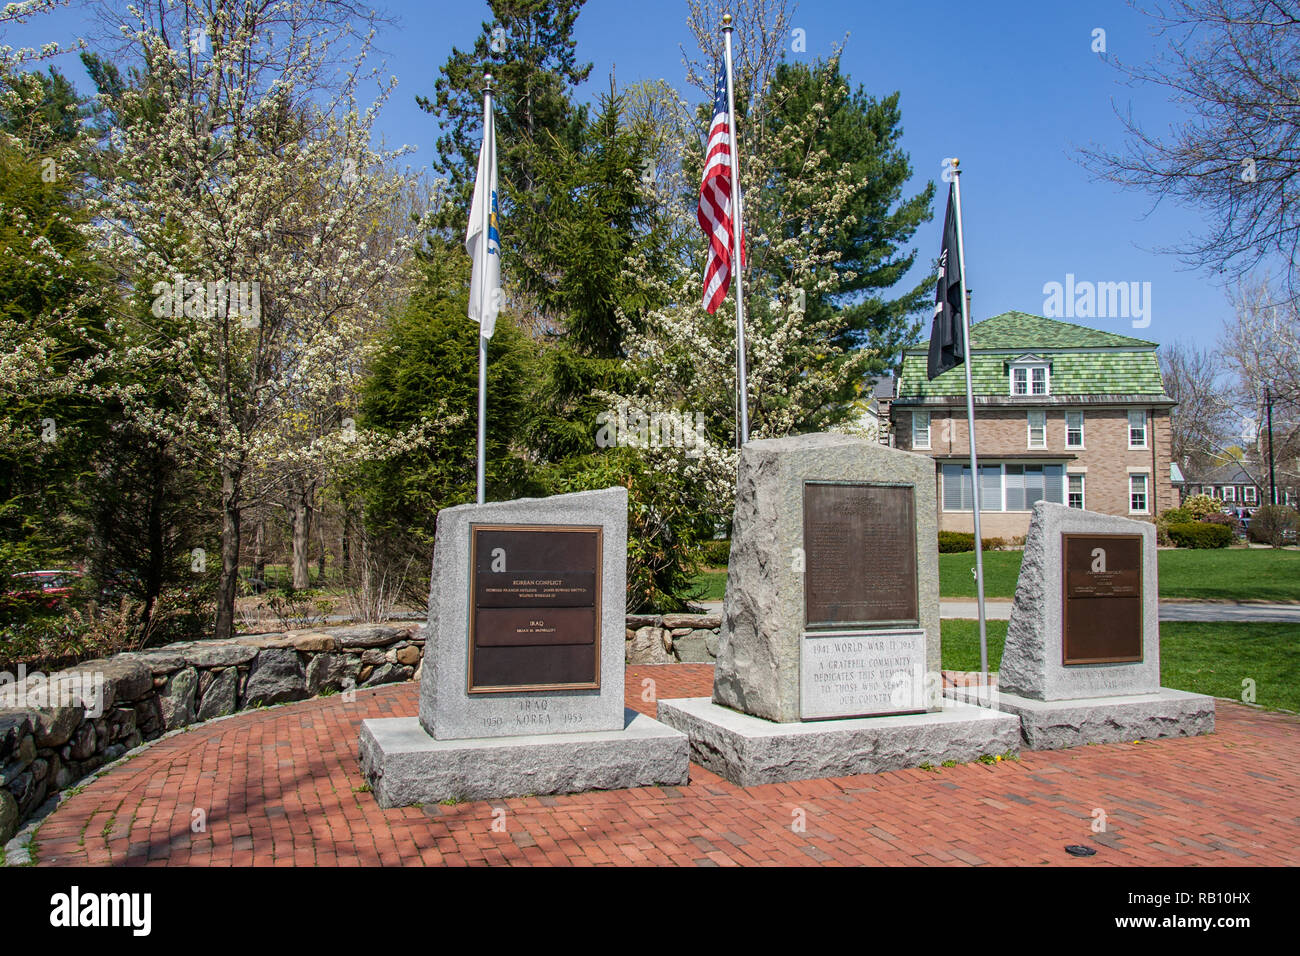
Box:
358;709;688;807
963;686;1216;751
656;697;1021;787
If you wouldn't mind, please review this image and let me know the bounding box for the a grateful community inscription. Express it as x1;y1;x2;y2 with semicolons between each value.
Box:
798;481;924;719
469;524;601;692
1061;532;1143;665
800;629;927;720
803;482;918;627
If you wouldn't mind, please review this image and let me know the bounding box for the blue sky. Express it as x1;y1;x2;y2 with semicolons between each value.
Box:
8;0;1253;354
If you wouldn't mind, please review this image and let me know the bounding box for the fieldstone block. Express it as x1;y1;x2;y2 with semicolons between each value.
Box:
159;666;199;730
32;706;83;748
10;770;44;814
67;658;153;705
626;626;674;665
242;649;307;706
110;706;138;740
305;654;360;696
662;613;720;629
68;722;97;761
134;698;163;738
286;631;337;653
197;668;239;720
0;712;33;762
185;643;258;668
673;635;713;663
0;789;17;844
333;625;404;649
361;663;412;688
118;650;188;675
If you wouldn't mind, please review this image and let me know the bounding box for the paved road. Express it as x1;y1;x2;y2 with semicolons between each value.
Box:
939;599;1300;623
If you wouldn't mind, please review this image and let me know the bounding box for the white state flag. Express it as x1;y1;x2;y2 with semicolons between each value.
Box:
465;104;501;339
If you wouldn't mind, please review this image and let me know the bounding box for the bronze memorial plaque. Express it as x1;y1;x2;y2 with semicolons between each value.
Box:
803;481;918;628
468;524;602;693
1061;533;1143;665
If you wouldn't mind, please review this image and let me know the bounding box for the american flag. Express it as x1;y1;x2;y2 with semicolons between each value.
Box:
698;62;744;313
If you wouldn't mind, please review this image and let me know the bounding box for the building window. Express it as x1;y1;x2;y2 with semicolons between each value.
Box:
1068;474;1085;509
1065;411;1084;448
941;463;1001;511
1027;410;1046;449
1130;473;1149;514
1010;364;1049;396
1004;464;1065;510
943;463;1064;511
912;410;931;449
1128;409;1147;449
1244;485;1257;504
1223;485;1236;502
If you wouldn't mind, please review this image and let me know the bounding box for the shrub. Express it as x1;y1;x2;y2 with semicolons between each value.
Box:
1182;493;1223;519
1248;504;1299;547
938;532;1005;553
1166;522;1233;549
1159;506;1192;526
1201;511;1240;534
700;539;731;567
0;598;149;674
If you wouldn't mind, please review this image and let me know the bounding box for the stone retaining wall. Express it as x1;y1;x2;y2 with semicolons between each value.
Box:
0;623;420;843
625;613;721;665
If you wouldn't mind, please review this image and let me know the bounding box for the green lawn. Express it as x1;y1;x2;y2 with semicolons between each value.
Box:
692;569;727;602
940;619;1300;712
938;547;1300;602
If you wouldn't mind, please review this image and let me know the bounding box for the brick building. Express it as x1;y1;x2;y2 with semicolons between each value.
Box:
889;312;1176;538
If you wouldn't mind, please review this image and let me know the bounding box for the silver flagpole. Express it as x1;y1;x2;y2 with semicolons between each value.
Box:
951;159;989;678
476;74;494;505
722;13;750;445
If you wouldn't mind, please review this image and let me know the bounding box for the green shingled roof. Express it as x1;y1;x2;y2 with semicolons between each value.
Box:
905;311;1157;352
897;312;1168;400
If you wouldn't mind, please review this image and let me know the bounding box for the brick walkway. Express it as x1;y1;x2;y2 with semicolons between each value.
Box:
29;665;1300;866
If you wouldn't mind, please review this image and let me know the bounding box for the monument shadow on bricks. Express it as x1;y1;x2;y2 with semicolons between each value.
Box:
359;487;688;805
961;501;1215;750
657;433;1020;786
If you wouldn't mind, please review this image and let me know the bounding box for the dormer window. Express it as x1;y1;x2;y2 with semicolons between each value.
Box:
1009;357;1050;396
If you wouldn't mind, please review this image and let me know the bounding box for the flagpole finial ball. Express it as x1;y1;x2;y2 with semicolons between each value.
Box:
722;13;733;26
951;157;959;168
484;73;493;84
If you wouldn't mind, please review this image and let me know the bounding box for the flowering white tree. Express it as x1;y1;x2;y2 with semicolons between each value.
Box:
604;0;873;527
86;0;434;637
0;0;97;414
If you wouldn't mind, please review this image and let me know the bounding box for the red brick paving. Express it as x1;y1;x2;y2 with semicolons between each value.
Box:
30;664;1300;866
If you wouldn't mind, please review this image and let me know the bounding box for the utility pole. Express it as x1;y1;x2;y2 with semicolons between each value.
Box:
1266;387;1277;506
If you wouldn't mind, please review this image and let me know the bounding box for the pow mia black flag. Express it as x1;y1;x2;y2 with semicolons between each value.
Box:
927;183;964;380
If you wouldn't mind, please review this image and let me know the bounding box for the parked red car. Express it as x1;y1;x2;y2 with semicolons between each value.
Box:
6;570;82;610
